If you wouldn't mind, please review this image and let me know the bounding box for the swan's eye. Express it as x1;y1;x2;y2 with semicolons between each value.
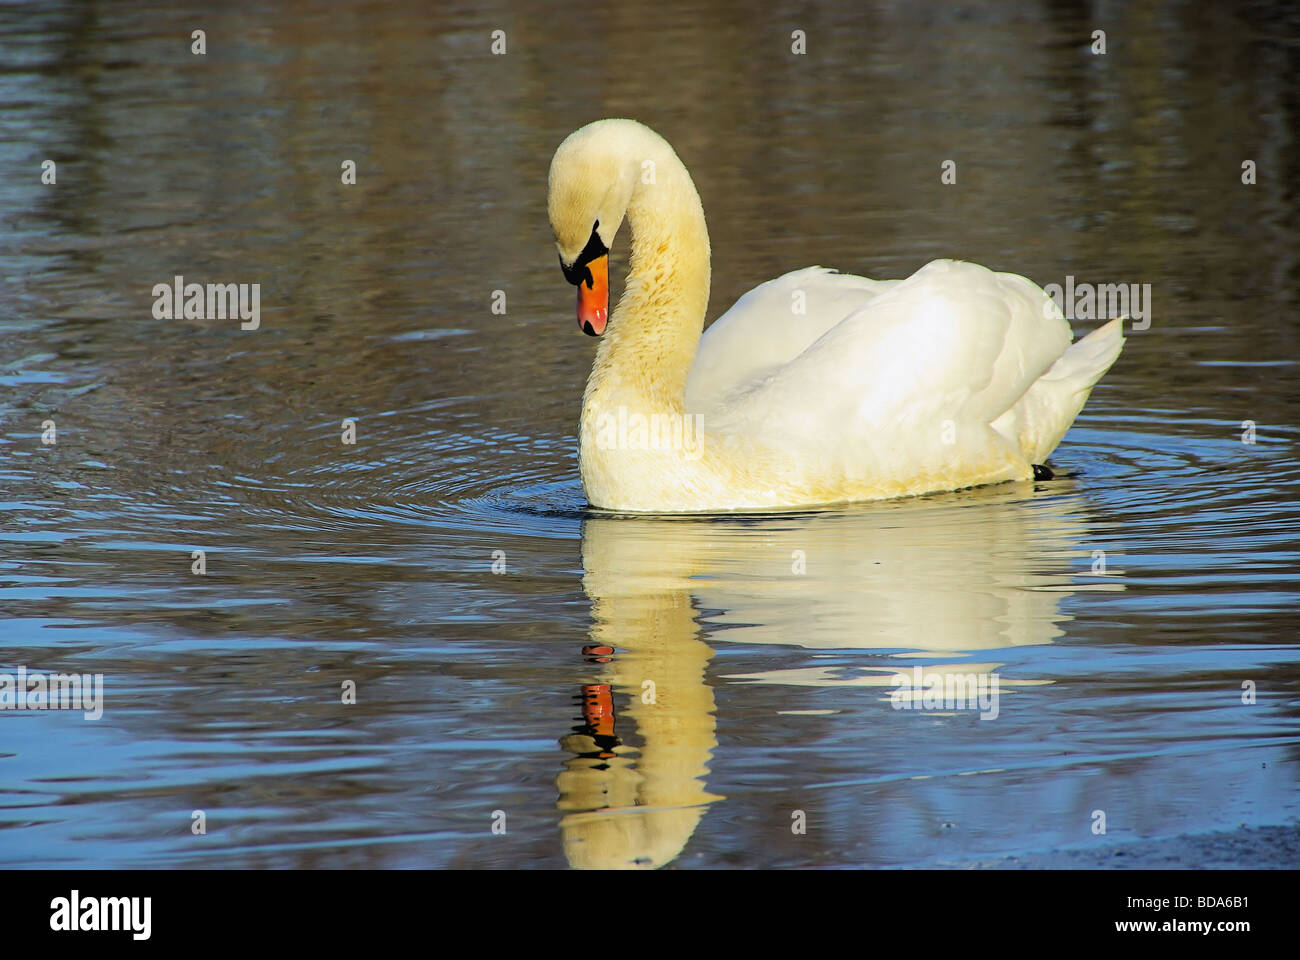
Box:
560;222;610;286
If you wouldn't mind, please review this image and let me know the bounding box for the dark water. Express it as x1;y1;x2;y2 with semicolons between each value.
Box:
2;1;1298;868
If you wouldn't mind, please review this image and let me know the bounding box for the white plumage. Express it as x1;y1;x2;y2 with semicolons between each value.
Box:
548;120;1124;512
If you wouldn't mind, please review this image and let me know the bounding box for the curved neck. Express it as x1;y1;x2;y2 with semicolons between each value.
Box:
587;138;711;415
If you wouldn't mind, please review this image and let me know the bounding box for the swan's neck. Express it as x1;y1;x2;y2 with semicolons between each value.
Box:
585;145;711;417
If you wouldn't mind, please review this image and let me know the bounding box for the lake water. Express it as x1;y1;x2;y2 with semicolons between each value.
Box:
2;1;1298;869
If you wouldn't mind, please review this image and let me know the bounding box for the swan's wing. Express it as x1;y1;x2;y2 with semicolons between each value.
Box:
685;267;899;416
713;259;1072;471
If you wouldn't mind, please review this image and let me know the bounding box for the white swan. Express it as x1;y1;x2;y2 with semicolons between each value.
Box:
548;118;1124;512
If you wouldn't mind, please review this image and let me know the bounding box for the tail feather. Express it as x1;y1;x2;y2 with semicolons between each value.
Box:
1044;317;1126;392
991;318;1125;464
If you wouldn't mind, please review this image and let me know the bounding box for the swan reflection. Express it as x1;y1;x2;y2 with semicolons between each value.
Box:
557;481;1119;868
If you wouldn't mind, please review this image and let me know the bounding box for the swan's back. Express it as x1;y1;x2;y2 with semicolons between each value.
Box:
688;259;1097;495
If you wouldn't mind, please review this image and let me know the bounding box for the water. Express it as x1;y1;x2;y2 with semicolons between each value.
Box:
1;1;1298;869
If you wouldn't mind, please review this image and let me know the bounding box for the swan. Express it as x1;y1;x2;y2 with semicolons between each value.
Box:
547;118;1124;513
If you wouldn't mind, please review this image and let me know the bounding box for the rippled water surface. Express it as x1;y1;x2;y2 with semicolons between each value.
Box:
2;1;1298;868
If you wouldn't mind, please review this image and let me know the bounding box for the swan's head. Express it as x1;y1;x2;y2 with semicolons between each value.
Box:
548;119;643;336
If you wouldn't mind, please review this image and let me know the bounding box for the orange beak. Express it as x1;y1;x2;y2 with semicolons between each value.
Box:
577;254;608;336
